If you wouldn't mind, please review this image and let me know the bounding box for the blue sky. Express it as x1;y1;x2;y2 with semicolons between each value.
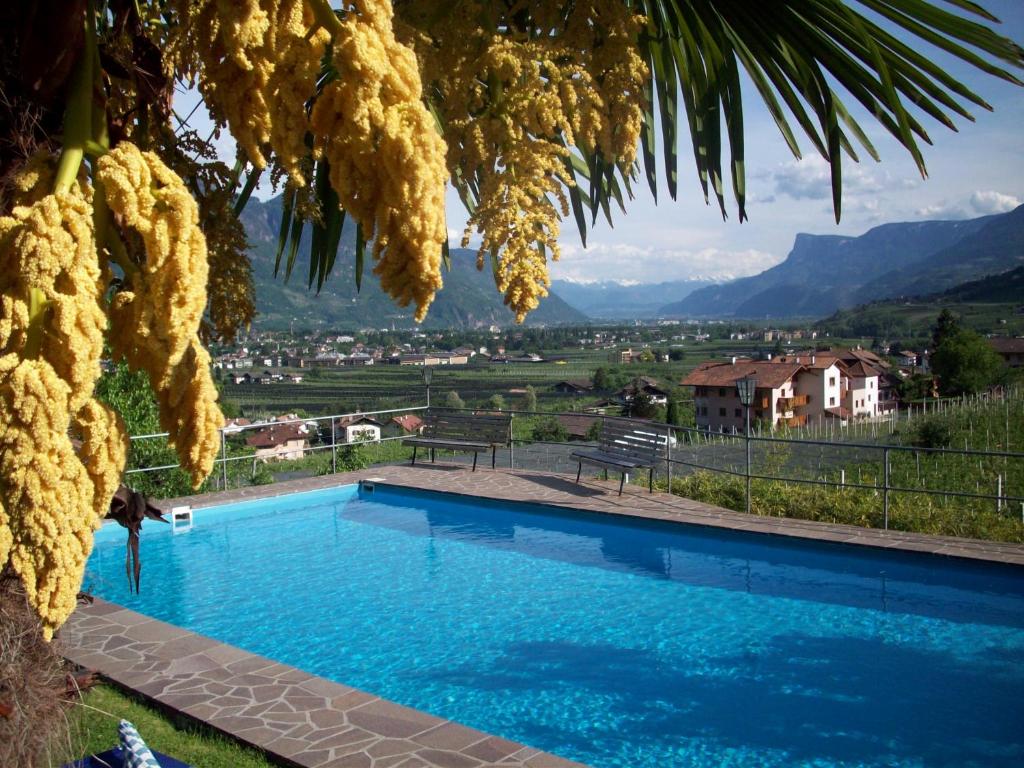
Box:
179;1;1024;286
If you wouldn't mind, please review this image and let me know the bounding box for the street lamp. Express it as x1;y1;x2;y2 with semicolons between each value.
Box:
736;375;758;515
422;365;432;409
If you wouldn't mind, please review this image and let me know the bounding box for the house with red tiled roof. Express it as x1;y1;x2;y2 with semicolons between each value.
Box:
682;349;891;431
842;360;883;418
246;422;310;461
989;337;1024;367
775;353;846;422
391;413;424;435
334;415;382;444
681;360;808;431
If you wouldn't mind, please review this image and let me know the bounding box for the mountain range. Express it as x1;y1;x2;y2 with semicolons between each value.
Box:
239;196;586;330
239;194;1023;328
550;278;716;318
659;205;1024;318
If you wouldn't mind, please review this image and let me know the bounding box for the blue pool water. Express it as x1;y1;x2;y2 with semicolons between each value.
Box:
86;484;1024;768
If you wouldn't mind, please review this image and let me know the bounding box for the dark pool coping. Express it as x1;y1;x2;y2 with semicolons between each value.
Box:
65;465;1024;768
132;464;1024;566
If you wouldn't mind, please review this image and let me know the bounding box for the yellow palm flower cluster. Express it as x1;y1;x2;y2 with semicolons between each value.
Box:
0;182;127;639
397;0;647;320
98;144;225;485
310;0;449;321
174;0;330;185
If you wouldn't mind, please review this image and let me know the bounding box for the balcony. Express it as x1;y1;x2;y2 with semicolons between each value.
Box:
777;394;809;410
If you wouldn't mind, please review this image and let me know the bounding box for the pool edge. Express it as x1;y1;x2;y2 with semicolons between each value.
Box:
62;597;585;768
148;466;1024;567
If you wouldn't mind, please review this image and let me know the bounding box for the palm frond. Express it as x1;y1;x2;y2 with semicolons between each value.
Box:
288;1;1023;293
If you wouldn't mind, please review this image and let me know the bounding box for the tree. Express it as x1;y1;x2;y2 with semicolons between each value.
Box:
666;400;682;426
3;1;1024;759
592;366;611;391
444;390;465;409
630;392;659;419
931;329;1005;396
668;349;686;362
532;417;568;443
522;385;538;413
487;394;506;411
932;308;961;350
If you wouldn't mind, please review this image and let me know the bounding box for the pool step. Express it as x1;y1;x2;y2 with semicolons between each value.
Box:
170;506;193;535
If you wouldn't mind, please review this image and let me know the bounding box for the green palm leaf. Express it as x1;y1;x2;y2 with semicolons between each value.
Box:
288;1;1023;296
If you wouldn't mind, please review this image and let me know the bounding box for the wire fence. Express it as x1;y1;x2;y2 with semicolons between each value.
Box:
123;396;1024;538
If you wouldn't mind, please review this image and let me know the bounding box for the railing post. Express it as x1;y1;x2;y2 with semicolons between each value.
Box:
745;408;752;516
509;413;514;469
883;446;890;530
220;429;228;490
665;424;672;493
331;418;337;474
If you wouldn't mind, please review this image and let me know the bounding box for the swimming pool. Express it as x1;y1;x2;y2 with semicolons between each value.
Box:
86;483;1024;768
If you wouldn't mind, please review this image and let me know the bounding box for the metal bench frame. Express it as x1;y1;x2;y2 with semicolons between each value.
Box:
404;410;511;471
571;419;662;495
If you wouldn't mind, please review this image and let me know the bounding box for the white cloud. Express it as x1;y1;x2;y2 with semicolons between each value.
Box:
915;201;970;219
761;156;920;210
914;190;1021;220
969;190;1021;215
765;156;894;202
551;242;781;283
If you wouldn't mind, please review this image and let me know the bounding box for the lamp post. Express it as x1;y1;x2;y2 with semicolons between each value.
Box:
736;375;758;515
422;365;432;409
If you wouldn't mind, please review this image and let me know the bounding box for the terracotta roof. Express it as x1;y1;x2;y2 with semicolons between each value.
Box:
773;353;838;370
989;337;1024;354
681;360;804;389
556;414;601;438
335;415;382;428
245;423;308;448
391;414;424;432
842;360;882;378
828;346;890;370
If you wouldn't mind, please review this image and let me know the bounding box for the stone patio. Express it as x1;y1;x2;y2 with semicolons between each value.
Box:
62;463;1024;768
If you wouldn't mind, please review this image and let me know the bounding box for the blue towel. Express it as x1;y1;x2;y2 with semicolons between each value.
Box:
118;720;162;768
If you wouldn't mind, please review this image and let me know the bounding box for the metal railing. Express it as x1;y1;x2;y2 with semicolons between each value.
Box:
126;405;428;489
124;402;1024;533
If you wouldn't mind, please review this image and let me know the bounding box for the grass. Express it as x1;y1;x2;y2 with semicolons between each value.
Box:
65;684;275;768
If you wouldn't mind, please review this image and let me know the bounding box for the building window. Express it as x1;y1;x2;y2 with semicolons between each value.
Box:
829;397;836;406
718;388;727;397
719;407;726;417
870;381;874;388
868;395;872;402
734;408;741;417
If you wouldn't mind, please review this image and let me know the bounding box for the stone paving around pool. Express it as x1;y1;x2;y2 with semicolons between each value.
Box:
62;464;1024;768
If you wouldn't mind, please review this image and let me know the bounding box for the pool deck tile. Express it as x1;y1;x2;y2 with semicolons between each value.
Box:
65;464;1024;768
61;596;586;768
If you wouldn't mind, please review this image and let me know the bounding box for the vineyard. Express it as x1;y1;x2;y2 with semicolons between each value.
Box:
220;352;702;417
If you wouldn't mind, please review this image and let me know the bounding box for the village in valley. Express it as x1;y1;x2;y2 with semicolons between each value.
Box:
194;313;1023;464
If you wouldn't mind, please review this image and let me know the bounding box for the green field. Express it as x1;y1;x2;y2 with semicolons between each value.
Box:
221;349;703;417
820;300;1024;341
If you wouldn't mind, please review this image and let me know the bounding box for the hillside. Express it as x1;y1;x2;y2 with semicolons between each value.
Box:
551;278;718;318
660;206;1023;318
239;196;587;330
818;265;1024;339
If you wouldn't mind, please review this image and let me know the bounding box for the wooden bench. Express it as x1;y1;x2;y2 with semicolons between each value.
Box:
404;411;511;471
571;419;662;495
